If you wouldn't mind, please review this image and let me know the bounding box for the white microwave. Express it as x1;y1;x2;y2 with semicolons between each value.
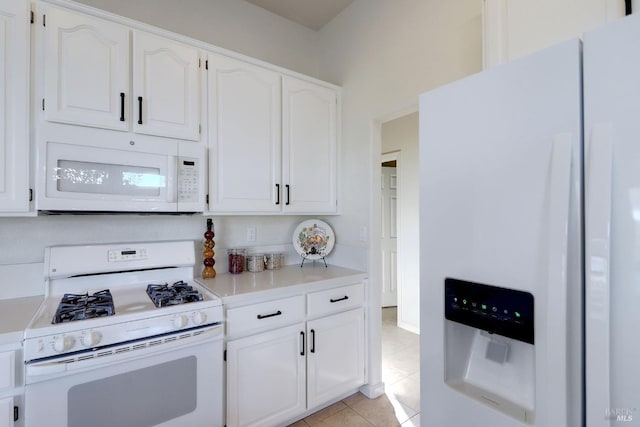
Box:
36;133;206;213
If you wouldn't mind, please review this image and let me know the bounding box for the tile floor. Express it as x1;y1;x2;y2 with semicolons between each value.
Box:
290;307;421;427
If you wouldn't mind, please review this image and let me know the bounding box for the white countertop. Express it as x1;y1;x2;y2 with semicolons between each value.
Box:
198;264;367;305
0;296;43;346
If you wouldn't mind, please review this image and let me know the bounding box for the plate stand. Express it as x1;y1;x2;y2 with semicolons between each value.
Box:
300;254;328;268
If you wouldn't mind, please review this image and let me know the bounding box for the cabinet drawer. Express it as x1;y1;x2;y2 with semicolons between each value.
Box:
226;295;305;338
307;283;364;318
0;351;14;392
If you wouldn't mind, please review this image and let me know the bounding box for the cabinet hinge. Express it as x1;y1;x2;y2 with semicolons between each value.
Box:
198;58;201;68
206;194;209;204
199;123;201;134
205;59;208;70
13;406;18;422
42;14;46;27
29;188;33;202
42;98;45;111
30;10;34;24
223;349;226;361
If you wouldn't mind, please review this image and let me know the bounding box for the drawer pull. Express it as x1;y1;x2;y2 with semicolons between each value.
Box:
257;310;282;320
330;296;349;303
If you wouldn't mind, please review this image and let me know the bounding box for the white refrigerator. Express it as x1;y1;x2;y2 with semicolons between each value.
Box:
419;12;640;427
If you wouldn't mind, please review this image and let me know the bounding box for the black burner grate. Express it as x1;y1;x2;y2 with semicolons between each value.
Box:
52;289;115;324
146;281;203;308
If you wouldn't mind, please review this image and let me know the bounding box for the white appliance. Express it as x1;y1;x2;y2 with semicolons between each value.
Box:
36;127;205;213
420;12;640;427
23;241;224;427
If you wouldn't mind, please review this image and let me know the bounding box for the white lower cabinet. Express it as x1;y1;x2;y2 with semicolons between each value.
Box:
0;349;17;427
307;308;365;408
226;323;306;427
225;284;365;427
0;397;12;427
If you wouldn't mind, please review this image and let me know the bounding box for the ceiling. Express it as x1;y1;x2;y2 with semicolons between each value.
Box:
244;0;354;31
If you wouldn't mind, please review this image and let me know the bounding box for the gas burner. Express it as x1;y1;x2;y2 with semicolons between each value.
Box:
146;281;203;308
52;289;115;324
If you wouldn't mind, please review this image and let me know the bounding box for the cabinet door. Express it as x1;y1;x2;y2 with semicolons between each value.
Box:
0;397;12;427
307;308;365;409
207;54;281;212
133;31;200;141
282;76;337;213
226;323;306;427
43;5;129;131
0;0;29;213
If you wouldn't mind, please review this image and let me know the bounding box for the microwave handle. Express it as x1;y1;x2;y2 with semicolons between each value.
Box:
167;156;177;203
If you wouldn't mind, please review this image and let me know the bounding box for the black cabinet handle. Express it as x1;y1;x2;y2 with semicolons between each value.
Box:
285;184;290;205
330;296;349;303
137;96;143;124
120;93;125;121
310;329;315;353
300;331;305;356
257;310;282;320
275;184;280;205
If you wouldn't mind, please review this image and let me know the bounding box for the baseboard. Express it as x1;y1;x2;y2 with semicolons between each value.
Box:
359;382;385;399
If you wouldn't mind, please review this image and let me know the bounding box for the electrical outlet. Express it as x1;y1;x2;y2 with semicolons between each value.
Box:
246;226;256;242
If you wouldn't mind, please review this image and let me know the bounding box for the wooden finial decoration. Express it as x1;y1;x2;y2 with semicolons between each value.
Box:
202;218;216;278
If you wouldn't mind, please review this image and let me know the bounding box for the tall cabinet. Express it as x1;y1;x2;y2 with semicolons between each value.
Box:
41;4;201;141
0;0;30;214
207;53;339;214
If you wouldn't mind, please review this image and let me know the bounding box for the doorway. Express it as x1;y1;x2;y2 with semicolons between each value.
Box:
381;153;399;308
379;111;419;334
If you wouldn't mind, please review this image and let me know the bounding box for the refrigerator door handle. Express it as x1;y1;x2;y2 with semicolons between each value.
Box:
545;132;574;425
585;123;613;427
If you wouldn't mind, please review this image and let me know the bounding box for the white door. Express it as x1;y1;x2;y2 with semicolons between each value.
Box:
226;323;306;427
0;0;29;213
282;76;337;213
584;14;640;427
207;54;281;212
381;164;398;307
133;31;200;141
43;5;129;131
306;308;365;409
0;397;12;427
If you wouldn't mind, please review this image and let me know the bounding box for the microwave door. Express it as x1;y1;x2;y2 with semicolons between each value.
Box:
40;141;177;212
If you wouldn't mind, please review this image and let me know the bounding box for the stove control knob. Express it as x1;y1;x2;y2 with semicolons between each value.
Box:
192;311;207;325
81;331;102;348
173;315;188;329
53;335;75;353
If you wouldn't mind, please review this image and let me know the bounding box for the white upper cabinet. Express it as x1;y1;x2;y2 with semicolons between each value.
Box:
41;5;201;141
0;0;30;213
43;6;129;130
133;31;200;141
207;53;281;212
282;76;337;214
483;0;625;68
207;57;339;215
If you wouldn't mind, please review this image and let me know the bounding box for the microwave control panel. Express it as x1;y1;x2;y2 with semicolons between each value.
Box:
444;277;534;344
177;157;200;203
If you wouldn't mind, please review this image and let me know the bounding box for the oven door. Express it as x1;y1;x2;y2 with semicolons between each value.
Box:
24;326;223;427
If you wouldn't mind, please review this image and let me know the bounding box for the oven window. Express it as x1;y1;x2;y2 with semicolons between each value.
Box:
68;356;197;427
57;160;164;196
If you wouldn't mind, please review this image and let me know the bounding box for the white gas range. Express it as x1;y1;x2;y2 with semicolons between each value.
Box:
23;241;224;427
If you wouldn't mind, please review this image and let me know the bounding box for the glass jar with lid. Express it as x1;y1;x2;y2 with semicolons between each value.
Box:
265;253;284;270
226;248;246;274
246;253;265;272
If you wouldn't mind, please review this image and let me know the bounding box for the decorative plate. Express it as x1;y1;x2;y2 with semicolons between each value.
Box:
293;219;335;260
